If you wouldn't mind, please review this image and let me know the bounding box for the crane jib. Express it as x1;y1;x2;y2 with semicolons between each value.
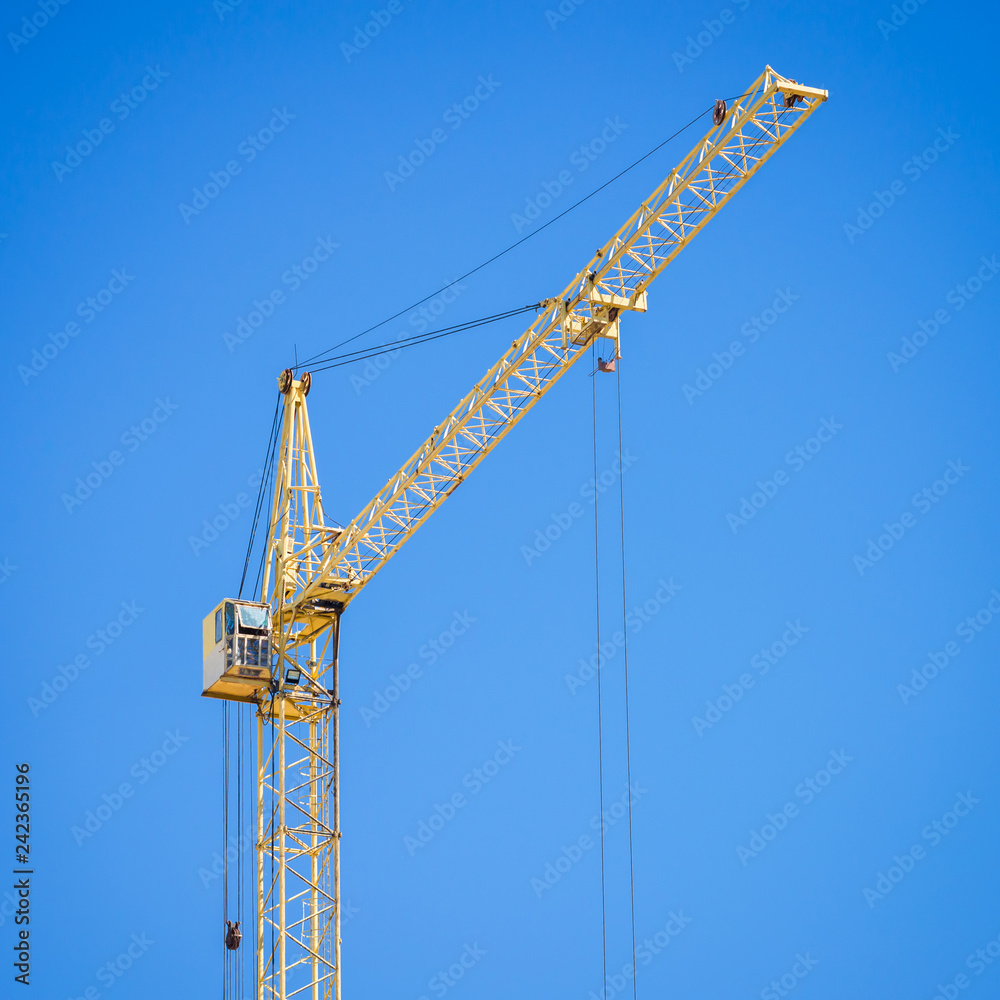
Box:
291;66;827;615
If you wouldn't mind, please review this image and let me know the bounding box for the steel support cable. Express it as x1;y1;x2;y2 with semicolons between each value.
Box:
295;102;725;372
240;395;282;599
252;419;283;603
591;341;609;1000
615;361;638;1000
305;304;541;374
301;89;774;386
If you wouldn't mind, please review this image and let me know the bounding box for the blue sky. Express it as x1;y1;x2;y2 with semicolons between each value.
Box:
3;0;1000;997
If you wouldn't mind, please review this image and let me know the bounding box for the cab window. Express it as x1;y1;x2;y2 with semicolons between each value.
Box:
215;609;223;643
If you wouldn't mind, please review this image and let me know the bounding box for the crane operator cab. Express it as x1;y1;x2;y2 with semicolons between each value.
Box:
202;599;273;703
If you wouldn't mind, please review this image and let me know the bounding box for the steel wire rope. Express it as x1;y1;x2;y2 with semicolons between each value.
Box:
302;90;772;380
305;304;541;374
252;419;283;603
240;395;282;599
614;360;638;1000
591;340;609;999
295;101;730;371
238;702;244;997
223;701;230;997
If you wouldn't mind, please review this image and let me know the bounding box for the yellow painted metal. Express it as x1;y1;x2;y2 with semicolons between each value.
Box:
243;65;826;999
201;599;274;703
255;375;340;1000
284;66;827;620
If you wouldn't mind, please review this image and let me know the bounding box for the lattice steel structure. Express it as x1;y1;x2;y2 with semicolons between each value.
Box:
290;66;827;616
242;65;826;1000
258;375;342;1000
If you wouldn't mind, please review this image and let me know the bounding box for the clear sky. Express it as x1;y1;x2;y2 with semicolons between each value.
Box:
3;1;1000;998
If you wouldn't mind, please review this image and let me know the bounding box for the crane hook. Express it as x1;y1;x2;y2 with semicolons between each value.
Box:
225;920;242;951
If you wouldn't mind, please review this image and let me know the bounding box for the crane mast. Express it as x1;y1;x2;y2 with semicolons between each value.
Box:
203;65;827;1000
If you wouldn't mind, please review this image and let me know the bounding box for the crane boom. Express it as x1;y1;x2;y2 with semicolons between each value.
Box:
203;65;827;1000
291;66;827;618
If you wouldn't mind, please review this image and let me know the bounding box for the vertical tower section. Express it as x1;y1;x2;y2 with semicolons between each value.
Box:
258;370;342;1000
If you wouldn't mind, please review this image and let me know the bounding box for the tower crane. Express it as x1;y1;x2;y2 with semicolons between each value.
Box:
200;66;827;1000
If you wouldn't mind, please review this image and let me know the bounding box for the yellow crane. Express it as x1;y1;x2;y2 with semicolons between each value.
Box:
200;65;827;1000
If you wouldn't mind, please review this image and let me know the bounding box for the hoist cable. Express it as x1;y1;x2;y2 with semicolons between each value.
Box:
295;101;722;371
223;701;230;997
615;361;638;1000
238;703;244;997
591;341;609;999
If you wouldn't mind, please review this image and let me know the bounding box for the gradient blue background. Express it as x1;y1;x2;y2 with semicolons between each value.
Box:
2;0;999;997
